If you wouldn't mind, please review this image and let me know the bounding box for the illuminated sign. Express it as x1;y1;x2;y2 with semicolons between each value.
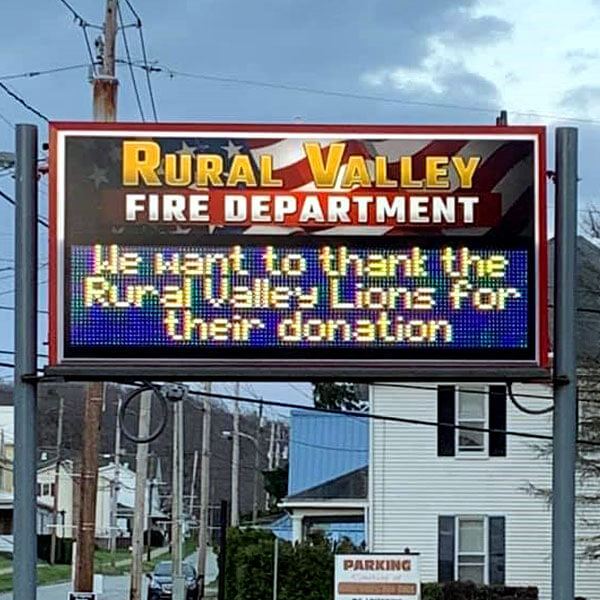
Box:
49;124;547;379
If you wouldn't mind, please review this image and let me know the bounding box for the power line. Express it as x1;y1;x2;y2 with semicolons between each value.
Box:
0;350;48;359
0;64;92;82
188;389;600;448
0;190;49;228
0;305;49;315
122;0;158;121
117;1;145;121
139;62;600;127
0;109;14;131
55;0;100;76
0;280;47;297
0;81;49;122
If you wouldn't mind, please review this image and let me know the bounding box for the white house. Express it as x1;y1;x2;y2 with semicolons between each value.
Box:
369;382;600;600
36;460;165;545
95;462;166;544
37;459;75;538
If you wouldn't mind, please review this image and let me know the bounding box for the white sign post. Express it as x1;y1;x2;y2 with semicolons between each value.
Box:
335;554;420;600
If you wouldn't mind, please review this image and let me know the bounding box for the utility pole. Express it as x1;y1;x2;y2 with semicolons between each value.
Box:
50;396;64;565
217;500;228;600
147;455;154;562
13;123;38;600
231;383;240;527
93;0;118;121
274;422;281;469
74;382;104;593
172;399;185;600
189;449;199;521
74;0;121;593
552;127;578;600
252;404;263;524
129;391;151;600
266;420;275;510
110;395;122;561
197;382;212;595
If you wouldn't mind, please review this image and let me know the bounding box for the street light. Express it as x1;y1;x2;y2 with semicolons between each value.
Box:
221;430;261;524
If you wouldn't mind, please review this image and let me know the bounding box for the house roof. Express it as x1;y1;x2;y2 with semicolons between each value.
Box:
288;410;368;497
0;491;54;512
285;466;368;501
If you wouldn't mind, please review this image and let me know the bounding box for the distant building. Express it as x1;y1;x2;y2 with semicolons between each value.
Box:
278;410;368;546
0;406;54;552
36;458;166;546
36;459;75;539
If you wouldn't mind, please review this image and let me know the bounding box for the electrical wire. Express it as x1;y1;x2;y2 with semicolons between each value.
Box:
0;109;14;131
0;64;91;82
373;381;555;402
0;349;48;359
0;305;49;314
117;1;145;121
0;190;49;228
55;0;100;76
130;61;600;127
0;81;49;122
0;280;48;297
507;381;554;415
187;388;600;448
122;0;158;121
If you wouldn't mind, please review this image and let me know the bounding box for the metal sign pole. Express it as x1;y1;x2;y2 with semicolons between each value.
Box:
552;127;578;600
13;123;38;600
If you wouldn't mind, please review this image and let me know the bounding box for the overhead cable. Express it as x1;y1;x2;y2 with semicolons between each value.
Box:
0;82;49;122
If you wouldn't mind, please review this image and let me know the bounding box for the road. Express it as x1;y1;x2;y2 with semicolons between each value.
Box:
0;548;219;599
0;576;141;600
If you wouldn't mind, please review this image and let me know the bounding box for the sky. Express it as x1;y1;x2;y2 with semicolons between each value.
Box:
1;0;599;404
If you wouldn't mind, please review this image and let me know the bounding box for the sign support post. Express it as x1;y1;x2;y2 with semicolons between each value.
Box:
13;123;38;600
552;127;578;600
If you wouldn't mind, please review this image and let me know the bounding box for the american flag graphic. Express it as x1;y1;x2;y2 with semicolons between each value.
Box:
157;135;536;238
65;131;537;242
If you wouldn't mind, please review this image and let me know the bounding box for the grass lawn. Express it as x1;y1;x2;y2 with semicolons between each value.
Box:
94;548;133;575
0;563;72;593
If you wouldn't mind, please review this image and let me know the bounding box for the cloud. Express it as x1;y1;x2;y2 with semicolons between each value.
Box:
564;49;599;74
141;0;513;91
361;60;500;111
560;85;600;112
439;15;513;46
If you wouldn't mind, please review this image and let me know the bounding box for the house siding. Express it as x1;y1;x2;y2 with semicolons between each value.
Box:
370;382;600;600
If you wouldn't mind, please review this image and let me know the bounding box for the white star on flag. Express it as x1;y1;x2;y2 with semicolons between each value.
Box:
176;141;197;156
88;165;108;189
221;140;243;159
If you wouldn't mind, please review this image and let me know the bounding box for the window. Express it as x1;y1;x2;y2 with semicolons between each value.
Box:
438;515;505;585
39;482;53;497
456;387;486;454
457;517;486;584
437;385;507;457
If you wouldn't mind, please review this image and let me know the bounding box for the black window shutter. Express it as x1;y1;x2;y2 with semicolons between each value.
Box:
489;385;507;457
438;516;455;582
437;386;455;456
488;516;506;584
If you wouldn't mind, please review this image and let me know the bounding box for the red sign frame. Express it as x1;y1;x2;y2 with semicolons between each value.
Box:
47;122;548;381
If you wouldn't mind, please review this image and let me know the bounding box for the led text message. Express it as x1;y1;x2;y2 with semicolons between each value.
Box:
70;244;529;350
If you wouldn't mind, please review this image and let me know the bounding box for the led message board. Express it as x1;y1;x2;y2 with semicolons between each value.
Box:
49;124;547;380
